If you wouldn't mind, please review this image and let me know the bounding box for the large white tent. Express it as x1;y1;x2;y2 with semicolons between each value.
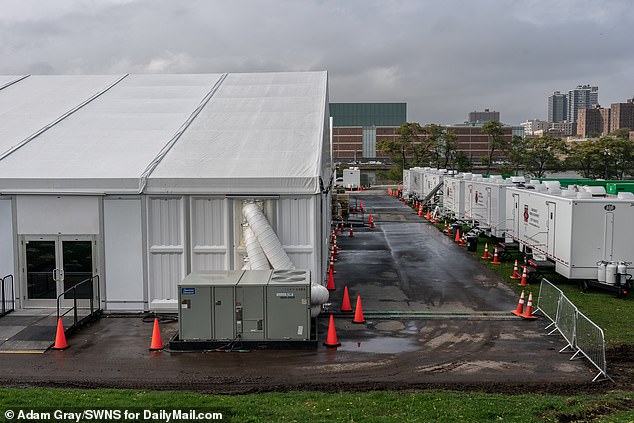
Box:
0;72;331;311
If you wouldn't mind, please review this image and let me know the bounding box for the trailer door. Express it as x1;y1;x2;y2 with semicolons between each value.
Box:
546;202;556;256
603;212;614;261
512;193;520;239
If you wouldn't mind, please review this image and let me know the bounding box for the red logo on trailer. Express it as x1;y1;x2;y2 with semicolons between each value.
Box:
523;205;529;223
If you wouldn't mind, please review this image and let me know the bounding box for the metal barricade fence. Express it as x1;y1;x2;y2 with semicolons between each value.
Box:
555;294;577;353
536;278;609;382
574;311;608;382
535;278;562;331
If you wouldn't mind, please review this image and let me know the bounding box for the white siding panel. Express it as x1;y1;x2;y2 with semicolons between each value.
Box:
277;197;314;274
103;199;144;311
0;199;14;305
16;195;99;234
190;197;228;271
148;197;184;309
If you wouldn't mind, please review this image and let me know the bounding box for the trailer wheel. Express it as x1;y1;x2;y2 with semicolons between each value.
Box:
579;280;589;293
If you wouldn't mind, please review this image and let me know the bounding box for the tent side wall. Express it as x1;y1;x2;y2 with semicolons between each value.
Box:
0;197;15;301
146;195;322;311
103;197;145;311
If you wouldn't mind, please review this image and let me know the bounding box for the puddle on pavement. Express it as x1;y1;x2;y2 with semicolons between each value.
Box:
338;336;420;353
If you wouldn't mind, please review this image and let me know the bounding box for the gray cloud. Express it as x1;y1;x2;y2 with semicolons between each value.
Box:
1;0;633;125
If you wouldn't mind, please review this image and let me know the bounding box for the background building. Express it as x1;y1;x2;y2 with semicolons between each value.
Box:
548;91;568;123
520;119;550;136
446;123;516;163
467;109;500;124
567;84;599;123
610;98;634;133
330;102;406;162
577;105;610;138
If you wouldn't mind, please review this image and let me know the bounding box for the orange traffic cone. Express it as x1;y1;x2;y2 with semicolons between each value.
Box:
359;200;364;213
368;213;374;224
443;220;448;233
510;260;521;279
352;295;366;324
149;318;164;351
349;225;354;237
518;266;528;287
425;209;431;220
418;205;423;217
511;290;525;316
491;248;501;264
521;292;538;319
369;219;376;229
454;228;461;243
52;317;69;350
481;243;490;259
323;314;341;348
341;286;353;312
327;265;336;291
459;234;467;247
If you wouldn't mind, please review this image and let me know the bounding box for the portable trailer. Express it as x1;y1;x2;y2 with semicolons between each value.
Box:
342;167;361;190
505;184;634;287
408;167;426;198
467;175;525;238
442;172;472;220
402;169;412;197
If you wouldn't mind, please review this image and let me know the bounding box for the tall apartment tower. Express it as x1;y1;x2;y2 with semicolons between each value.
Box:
567;85;599;123
467;109;500;123
548;91;568;122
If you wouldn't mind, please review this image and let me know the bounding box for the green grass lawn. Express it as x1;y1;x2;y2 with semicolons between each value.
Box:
0;388;633;422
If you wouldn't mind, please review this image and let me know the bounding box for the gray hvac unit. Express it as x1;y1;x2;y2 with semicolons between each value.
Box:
178;269;311;342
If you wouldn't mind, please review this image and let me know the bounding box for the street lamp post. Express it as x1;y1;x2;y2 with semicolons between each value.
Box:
603;148;610;180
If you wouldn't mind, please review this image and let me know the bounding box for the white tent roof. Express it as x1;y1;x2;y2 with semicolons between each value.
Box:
0;72;329;195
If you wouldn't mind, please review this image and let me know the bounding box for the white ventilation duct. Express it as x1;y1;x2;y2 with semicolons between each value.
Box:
242;202;295;269
242;224;270;270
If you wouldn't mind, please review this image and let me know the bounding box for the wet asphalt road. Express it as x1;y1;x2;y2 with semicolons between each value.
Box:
332;192;517;313
0;188;596;393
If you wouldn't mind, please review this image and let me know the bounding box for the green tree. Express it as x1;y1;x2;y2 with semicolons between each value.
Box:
566;141;602;178
596;136;634;179
610;128;631;140
565;136;634;179
523;136;567;178
421;123;444;168
455;152;471;172
441;130;458;169
378;122;425;176
507;135;526;176
481;120;508;175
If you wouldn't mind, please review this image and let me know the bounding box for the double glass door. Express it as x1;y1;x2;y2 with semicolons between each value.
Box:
23;235;96;307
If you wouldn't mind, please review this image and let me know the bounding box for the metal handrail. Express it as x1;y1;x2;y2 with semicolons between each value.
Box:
56;275;101;329
1;274;14;317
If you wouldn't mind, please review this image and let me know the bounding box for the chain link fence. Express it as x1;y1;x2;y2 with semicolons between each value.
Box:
535;278;608;382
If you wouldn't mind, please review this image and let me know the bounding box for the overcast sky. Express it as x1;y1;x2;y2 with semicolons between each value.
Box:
1;0;633;125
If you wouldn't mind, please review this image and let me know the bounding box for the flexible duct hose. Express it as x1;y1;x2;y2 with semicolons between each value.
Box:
243;225;271;270
242;202;295;269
